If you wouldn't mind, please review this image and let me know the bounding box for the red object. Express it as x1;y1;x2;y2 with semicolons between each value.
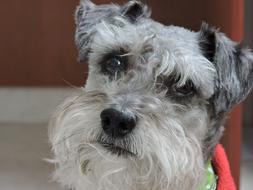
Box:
212;144;237;190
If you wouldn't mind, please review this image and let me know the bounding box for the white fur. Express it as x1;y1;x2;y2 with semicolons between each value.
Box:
49;89;209;190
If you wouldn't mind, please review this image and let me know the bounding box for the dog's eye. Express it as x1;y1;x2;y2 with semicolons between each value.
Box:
173;80;195;97
101;55;128;76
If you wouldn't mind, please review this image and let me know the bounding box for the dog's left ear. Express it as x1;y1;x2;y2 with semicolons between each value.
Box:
198;23;253;115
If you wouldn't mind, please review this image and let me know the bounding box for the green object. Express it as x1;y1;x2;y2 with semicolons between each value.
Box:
198;160;218;190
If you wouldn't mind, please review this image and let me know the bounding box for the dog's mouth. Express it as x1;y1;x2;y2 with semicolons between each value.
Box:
98;140;136;157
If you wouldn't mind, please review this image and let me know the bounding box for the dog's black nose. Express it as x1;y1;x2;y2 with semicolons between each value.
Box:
100;108;136;138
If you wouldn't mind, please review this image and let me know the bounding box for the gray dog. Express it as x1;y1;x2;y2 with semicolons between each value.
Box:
49;1;253;190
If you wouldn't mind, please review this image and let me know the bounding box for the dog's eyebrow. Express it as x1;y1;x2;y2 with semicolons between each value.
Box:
106;48;128;56
99;48;129;62
159;74;196;89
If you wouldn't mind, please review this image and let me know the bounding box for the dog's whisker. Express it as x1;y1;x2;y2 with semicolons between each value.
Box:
51;128;89;147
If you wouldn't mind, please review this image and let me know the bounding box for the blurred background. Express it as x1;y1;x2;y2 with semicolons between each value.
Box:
0;0;252;189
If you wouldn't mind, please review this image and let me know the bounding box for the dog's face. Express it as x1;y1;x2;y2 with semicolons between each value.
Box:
49;1;253;190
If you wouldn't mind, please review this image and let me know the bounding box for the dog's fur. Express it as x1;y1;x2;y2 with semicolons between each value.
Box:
49;1;253;190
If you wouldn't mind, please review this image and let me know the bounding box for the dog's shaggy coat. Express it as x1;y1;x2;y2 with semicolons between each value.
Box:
49;1;253;190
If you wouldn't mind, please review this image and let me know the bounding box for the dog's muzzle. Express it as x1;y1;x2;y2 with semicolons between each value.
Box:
100;108;136;138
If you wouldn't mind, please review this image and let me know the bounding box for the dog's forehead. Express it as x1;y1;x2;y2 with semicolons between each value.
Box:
150;24;200;51
90;18;217;98
92;18;199;55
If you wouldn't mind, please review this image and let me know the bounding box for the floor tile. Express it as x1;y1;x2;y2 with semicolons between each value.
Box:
240;126;253;190
0;123;64;190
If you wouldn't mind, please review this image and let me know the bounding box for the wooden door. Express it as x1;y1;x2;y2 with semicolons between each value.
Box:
0;0;204;86
0;0;85;86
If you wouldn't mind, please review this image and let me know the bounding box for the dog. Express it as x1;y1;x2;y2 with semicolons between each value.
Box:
49;1;253;190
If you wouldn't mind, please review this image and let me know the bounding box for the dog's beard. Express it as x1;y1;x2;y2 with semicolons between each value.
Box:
49;91;207;190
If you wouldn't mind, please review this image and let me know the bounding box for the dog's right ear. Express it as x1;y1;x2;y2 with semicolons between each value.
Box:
75;0;120;62
75;0;150;62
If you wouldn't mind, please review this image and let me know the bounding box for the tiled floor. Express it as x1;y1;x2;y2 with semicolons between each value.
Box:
0;88;73;190
0;123;63;190
0;88;252;190
240;126;253;190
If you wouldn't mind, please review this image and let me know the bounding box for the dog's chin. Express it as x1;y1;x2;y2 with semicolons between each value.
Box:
98;140;136;157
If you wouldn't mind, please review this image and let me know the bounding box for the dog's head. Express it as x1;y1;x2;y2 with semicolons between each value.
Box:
49;1;253;190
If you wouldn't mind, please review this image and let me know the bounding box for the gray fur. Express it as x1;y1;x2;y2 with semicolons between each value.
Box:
50;1;253;190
